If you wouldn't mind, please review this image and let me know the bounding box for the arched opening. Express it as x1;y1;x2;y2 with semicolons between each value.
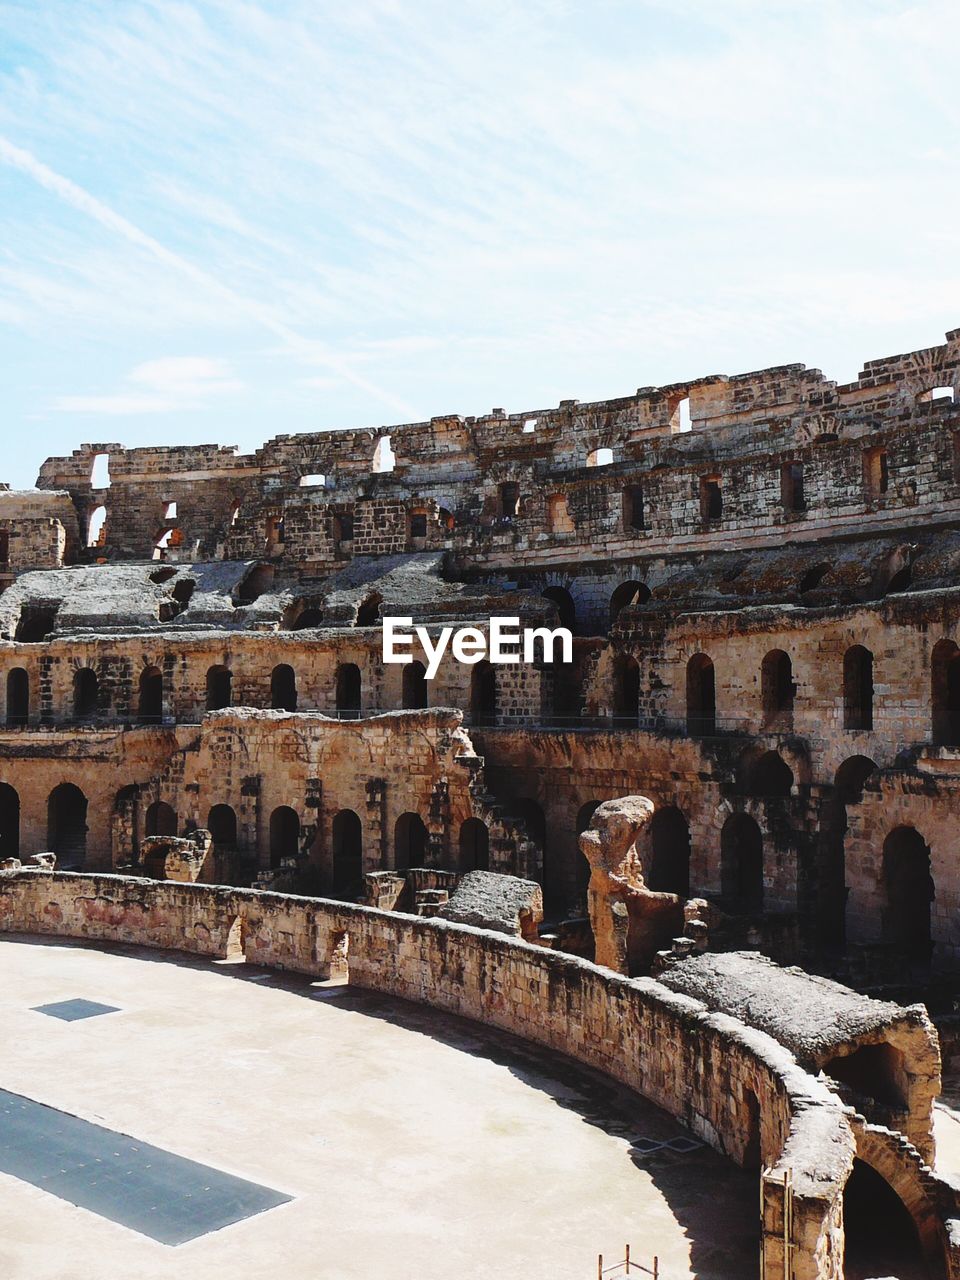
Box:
843;645;874;730
269;806;300;869
235;563;275;605
613;654;640;726
355;593;382;627
587;447;613;467
291;607;324;631
686;653;716;736
47;783;88;869
207;805;237;854
883;826;933;962
720;814;763;912
542;586;576;633
87;504;107;548
6;668;29;726
609;581;651;626
90;452;111;488
760;649;794;730
335;663;361;718
270;663;297;712
622;485;645;532
394;812;428;871
514;798;552;911
823;1042;908;1111
818;756;878;951
15;605;57;643
0;782;20;859
458;818;490;873
73;668;99;720
402;660;428;710
206;665;232;712
138;666;163;722
799;562;831;596
575;801;601;909
932;638;960;745
332;809;363;899
843;1160;924;1278
372;435;395;473
648;807;690;897
745;750;793;798
471;661;497;725
145;801;177;838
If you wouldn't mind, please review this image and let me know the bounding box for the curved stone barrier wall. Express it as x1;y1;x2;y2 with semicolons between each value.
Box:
0;870;863;1279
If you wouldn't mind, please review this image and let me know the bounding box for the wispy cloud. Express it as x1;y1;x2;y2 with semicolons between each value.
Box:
54;356;243;414
0;0;959;482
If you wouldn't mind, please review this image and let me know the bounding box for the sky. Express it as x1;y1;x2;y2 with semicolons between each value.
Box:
1;0;959;488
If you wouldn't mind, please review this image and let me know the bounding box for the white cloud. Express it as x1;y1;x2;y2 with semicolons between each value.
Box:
53;356;244;415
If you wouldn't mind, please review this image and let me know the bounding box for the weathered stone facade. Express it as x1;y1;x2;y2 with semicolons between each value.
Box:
4;329;960;1274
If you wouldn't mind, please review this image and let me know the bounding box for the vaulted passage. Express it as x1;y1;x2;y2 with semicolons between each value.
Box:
882;826;933;963
270;663;297;712
47;784;88;870
335;663;361;717
648;807;690;897
138;667;163;722
686;654;715;736
332;809;363;898
458;818;489;873
207;805;237;855
394;812;428;871
206;665;232;712
0;783;20;860
402;660;428;710
843;1160;925;1279
269;806;300;869
720;814;763;913
73;668;99;720
5;669;28;727
145;801;177;838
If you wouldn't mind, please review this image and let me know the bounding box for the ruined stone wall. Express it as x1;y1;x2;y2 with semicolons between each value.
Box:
0;869;860;1280
33;331;960;574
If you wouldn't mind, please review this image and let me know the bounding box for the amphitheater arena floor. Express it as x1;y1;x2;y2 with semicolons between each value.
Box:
0;934;759;1280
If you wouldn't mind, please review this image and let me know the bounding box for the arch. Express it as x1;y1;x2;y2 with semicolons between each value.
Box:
145;801;177;838
541;586;576;633
269;806;300;869
270;663;297;712
799;562;831;596
335;663;361;717
613;654;640;726
0;782;20;859
372;435;395;473
648;807;690;897
686;653;716;736
291;606;324;631
744;750;793;798
206;664;232;712
818;757;878;951
355;593;382;627
842;1159;925;1277
73;668;99;720
882;826;933;962
138;666;163;722
760;649;794;730
87;504;107;548
514;798;551;909
6;668;29;726
458;817;490;873
394;812;428;871
207;804;237;851
47;783;88;868
931;638;960;745
402;660;428;710
609;581;651;625
843;645;874;730
720;814;763;912
470;661;497;725
235;563;275;605
332;809;363;899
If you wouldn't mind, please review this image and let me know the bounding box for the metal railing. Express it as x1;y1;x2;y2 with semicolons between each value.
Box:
598;1246;662;1278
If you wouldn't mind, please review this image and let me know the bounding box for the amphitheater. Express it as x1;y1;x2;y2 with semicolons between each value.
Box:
4;329;960;1278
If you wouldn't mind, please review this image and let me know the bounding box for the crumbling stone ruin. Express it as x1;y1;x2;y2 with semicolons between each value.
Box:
5;328;960;1274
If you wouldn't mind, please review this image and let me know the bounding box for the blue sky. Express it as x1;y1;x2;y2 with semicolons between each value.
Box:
1;0;958;488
